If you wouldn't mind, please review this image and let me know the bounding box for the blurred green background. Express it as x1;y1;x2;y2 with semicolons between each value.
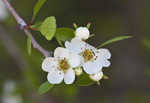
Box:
1;0;150;103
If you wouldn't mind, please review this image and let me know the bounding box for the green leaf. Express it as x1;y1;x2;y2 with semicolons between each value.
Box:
27;36;32;55
40;16;56;40
97;35;133;48
76;73;94;86
33;0;47;19
55;28;75;46
38;81;54;95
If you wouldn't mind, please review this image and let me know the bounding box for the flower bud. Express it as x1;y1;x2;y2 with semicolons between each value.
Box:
89;71;103;82
75;27;90;40
74;67;83;76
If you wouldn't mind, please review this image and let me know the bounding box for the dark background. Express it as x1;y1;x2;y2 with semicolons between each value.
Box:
1;0;150;103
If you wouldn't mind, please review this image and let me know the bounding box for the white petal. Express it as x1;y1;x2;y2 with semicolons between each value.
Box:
42;57;58;72
68;53;81;68
64;69;75;84
95;49;111;68
83;61;103;74
65;38;86;54
75;27;90;40
89;71;103;81
54;47;69;58
47;69;64;84
98;49;111;59
85;42;97;53
103;60;111;67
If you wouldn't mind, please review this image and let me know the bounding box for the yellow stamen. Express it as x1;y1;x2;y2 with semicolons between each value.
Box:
59;58;70;71
82;49;94;62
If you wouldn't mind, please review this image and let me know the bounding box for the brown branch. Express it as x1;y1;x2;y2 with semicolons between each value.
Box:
2;0;50;57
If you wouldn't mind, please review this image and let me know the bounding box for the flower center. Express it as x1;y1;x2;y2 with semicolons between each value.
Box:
58;58;70;71
82;49;94;62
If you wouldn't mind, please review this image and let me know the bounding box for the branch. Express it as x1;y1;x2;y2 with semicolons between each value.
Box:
2;0;50;57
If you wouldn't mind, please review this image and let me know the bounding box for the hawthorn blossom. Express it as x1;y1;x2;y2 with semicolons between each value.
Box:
42;47;81;84
65;38;111;75
75;27;90;40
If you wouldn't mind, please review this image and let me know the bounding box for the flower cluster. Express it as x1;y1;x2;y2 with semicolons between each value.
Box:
42;27;111;85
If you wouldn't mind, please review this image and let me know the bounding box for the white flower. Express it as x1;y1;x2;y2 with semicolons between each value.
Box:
0;0;8;21
42;47;81;84
89;71;103;82
75;27;90;40
65;38;111;75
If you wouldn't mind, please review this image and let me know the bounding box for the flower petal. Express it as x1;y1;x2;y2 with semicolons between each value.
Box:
64;69;75;84
47;69;64;84
98;49;111;59
54;47;70;58
75;27;90;40
65;38;86;54
68;53;81;68
103;60;111;67
83;61;103;74
89;71;103;81
42;57;58;72
84;42;97;53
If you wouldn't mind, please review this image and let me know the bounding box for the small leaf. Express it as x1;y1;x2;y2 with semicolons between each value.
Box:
38;81;54;95
55;28;75;46
33;0;47;19
40;16;56;40
27;36;32;55
76;73;94;86
97;35;133;48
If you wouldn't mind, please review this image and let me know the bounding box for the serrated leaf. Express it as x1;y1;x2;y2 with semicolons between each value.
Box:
38;81;54;95
55;28;75;46
76;73;94;86
97;35;133;48
27;36;32;55
40;16;56;40
33;0;47;19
